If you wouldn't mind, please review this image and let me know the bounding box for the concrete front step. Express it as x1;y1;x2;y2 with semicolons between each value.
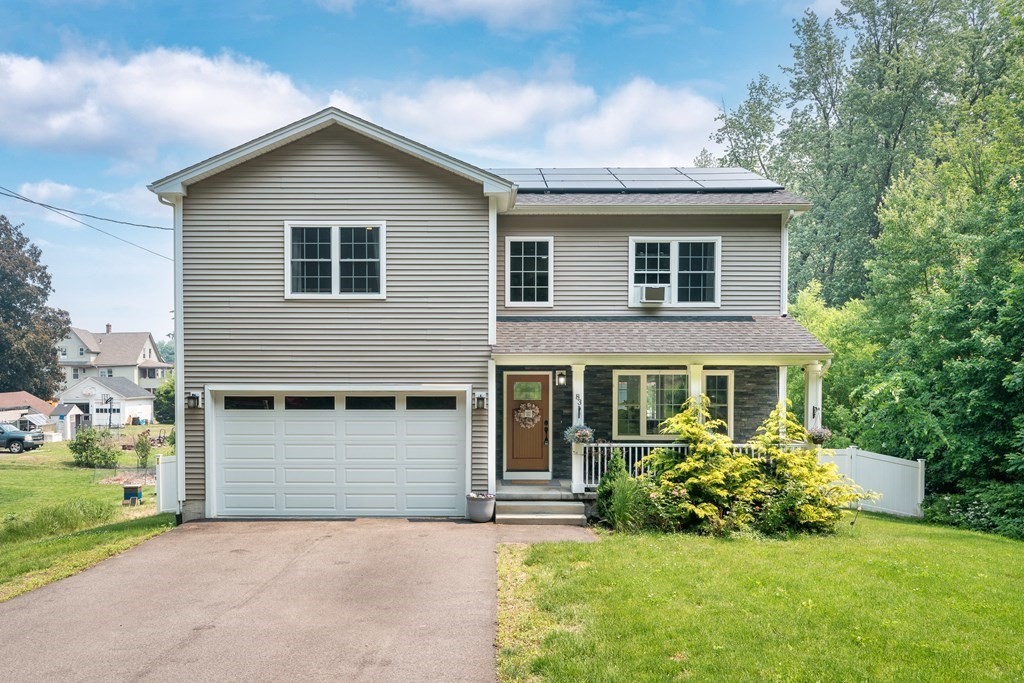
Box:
494;513;588;526
494;500;587;526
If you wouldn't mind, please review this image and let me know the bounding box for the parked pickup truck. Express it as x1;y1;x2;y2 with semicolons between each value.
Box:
0;423;44;453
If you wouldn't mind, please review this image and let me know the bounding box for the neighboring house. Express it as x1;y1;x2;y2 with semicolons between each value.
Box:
57;325;173;392
59;377;155;428
149;107;830;522
0;391;54;431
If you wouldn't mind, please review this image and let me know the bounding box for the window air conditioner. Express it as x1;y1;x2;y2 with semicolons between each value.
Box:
640;285;669;303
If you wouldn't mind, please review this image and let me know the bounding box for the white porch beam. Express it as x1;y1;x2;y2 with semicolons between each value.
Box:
687;364;704;418
570;364;586;494
778;366;788;439
803;362;823;430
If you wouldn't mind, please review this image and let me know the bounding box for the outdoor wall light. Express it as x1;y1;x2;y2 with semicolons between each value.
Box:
555;370;567;387
185;393;202;409
473;391;488;410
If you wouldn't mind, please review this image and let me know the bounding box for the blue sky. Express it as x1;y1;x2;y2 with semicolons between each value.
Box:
0;0;838;340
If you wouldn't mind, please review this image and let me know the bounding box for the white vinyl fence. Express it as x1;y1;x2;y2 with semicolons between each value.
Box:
823;447;925;517
156;455;178;514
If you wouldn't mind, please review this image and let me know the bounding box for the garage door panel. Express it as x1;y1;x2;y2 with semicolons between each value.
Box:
345;444;398;461
345;493;399;511
405;467;460;484
284;420;336;436
345;419;398;436
284;444;337;460
223;493;277;511
284;468;337;484
283;494;337;511
215;390;466;518
345;468;398;484
223;467;277;484
224;444;276;461
223;421;275;437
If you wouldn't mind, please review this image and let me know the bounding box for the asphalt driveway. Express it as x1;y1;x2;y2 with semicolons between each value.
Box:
0;519;594;682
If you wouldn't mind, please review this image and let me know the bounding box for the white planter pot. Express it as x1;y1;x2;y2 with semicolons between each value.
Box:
466;495;495;522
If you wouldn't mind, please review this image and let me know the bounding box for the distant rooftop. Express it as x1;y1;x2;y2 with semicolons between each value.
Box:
487;167;784;193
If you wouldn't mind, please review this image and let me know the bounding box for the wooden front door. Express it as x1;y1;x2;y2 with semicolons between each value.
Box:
506;374;550;472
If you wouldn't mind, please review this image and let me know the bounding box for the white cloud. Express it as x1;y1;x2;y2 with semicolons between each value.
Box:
0;48;316;159
400;0;579;30
543;78;721;166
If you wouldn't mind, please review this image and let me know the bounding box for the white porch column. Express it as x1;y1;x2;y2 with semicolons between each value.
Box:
803;362;823;430
687;364;704;417
570;364;586;494
778;366;788;440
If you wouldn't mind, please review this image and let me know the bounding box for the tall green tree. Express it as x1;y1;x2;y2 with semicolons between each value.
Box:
0;216;70;398
153;372;175;424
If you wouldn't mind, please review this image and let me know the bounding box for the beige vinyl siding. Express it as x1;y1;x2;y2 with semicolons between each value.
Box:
497;214;783;316
180;126;491;501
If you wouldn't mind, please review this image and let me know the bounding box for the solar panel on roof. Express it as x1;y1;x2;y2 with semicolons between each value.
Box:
485;166;784;193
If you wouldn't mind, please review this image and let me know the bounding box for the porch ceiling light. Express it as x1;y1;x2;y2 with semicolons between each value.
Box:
555;370;567;387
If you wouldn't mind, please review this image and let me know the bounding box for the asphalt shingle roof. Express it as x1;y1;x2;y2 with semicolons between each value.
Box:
494;316;830;356
90;377;154;399
0;391;54;415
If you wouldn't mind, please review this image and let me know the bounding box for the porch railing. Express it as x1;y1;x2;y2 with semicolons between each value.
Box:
577;442;776;490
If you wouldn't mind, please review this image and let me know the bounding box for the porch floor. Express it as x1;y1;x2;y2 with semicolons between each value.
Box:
496;480;595;501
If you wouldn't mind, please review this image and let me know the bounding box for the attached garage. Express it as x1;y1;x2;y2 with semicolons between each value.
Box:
207;388;470;518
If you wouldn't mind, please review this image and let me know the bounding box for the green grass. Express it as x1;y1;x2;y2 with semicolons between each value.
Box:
497;514;1024;682
0;427;176;601
0;513;176;602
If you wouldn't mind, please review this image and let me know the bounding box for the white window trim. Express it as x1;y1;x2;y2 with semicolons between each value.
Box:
504;236;554;308
703;370;735;439
627;236;722;308
284;220;387;300
612;369;689;441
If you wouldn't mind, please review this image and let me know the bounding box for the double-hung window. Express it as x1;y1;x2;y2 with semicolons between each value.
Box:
285;221;386;298
629;236;721;307
613;369;734;439
613;370;689;439
506;237;553;307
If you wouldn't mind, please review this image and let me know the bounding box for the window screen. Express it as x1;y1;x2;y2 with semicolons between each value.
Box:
678;241;716;303
633;242;671;285
290;226;332;294
509;240;551;304
339;226;381;294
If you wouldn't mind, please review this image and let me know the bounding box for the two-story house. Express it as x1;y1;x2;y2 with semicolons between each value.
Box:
58;325;172;392
150;108;830;522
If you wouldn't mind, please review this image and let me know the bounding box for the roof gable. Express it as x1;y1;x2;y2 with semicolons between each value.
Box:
61;376;154;400
149;107;516;207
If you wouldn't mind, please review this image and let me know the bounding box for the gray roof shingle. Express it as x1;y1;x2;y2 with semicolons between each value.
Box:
494;316;830;356
90;377;154;399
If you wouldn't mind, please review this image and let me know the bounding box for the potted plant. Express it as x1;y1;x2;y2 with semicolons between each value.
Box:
563;424;595;444
808;426;833;445
466;492;496;522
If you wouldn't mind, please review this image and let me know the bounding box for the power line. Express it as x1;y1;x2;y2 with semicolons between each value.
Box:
0;185;173;262
0;185;171;231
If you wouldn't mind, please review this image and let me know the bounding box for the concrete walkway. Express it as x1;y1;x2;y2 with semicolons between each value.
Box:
0;519;594;682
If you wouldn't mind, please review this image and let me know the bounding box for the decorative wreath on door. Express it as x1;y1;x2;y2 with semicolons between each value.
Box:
514;402;542;429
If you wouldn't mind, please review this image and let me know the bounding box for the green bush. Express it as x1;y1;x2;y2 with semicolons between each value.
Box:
923;482;1024;539
0;498;115;543
599;397;870;537
135;431;152;469
68;427;120;469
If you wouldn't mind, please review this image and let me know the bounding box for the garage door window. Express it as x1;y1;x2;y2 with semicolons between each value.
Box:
406;396;457;410
284;396;336;410
224;396;275;410
345;396;396;410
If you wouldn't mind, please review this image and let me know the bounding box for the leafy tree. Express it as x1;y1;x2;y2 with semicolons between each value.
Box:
0;215;71;398
712;74;787;179
154;372;174;424
156;336;175;364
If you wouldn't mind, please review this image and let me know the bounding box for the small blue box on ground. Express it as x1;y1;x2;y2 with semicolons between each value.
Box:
123;485;143;503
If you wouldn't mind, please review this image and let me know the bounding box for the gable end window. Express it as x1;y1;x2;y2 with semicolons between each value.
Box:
285;221;386;299
506;237;554;307
628;237;721;307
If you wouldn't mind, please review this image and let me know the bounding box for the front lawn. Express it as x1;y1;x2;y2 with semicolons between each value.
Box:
498;514;1024;682
0;427;176;602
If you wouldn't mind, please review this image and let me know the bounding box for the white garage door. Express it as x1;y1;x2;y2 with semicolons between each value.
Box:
211;391;467;517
